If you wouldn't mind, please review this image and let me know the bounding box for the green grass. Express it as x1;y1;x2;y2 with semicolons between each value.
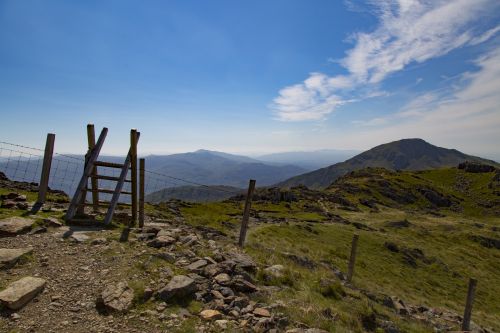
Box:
177;169;500;332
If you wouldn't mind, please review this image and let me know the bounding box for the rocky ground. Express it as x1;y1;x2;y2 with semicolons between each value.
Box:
0;173;497;332
0;188;313;333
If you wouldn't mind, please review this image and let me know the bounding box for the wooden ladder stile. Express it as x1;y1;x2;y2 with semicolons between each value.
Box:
65;128;109;221
65;126;140;227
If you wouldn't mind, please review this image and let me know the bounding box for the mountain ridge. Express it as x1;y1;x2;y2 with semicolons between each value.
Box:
277;138;499;189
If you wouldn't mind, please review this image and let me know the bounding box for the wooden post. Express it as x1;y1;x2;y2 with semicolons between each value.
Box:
139;158;145;228
87;124;99;212
36;133;55;204
238;179;256;247
461;278;477;331
129;129;138;227
76;151;89;215
347;234;359;283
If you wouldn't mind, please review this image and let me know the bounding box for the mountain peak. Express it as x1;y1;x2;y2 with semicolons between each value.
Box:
278;138;497;189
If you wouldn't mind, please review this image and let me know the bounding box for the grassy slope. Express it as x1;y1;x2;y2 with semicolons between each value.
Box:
1;167;498;332
180;167;500;332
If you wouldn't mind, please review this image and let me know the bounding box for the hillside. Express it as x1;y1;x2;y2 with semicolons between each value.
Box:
145;150;306;189
1;166;499;332
278;138;499;189
146;185;244;203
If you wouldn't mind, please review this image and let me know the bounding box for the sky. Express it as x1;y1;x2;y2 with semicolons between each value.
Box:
1;0;499;159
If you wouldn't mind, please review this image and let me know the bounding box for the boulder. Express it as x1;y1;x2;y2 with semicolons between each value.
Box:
0;217;33;237
228;252;257;272
263;265;285;280
200;309;223;320
186;259;208;271
0;276;46;310
231;278;258;292
253;307;271;317
157;275;196;302
96;281;134;313
69;232;90;243
0;248;33;269
214;273;231;284
147;236;176;248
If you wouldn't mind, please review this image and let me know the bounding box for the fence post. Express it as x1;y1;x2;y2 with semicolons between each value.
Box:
347;234;359;283
238;179;256;247
129;129;138;227
36;133;55;204
461;278;477;331
139;158;145;228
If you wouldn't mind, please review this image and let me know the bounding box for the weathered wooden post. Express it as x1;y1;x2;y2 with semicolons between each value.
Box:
36;133;55;204
77;124;99;215
129;129;138;227
87;124;99;212
461;278;477;331
238;179;256;247
139;158;145;228
347;234;359;283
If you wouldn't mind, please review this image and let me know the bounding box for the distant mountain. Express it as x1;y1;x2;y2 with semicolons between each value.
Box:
145;150;306;189
146;185;244;203
278;138;499;189
257;149;359;170
0;149;306;197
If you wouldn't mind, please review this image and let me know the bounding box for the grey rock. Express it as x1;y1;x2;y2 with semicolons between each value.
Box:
0;276;46;310
157;275;197;302
187;259;208;271
0;248;33;269
214;273;231;284
0;217;34;237
69;232;90;243
147;235;176;248
96;281;134;313
263;265;285;280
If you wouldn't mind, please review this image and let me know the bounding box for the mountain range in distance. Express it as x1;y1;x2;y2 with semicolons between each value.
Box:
1;138;498;202
255;149;359;170
278;138;499;189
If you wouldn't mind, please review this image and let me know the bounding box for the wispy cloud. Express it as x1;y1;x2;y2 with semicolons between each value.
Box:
468;25;500;46
344;46;500;153
272;0;499;122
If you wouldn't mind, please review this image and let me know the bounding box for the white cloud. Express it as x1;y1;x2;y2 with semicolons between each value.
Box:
272;0;499;122
338;46;500;155
468;25;500;46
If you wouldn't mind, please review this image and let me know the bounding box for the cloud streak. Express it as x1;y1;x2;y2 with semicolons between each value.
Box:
344;46;500;154
272;0;499;121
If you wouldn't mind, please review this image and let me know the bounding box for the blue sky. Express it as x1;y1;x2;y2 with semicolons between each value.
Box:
1;0;499;159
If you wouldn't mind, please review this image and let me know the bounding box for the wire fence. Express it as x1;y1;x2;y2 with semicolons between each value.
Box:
0;140;243;204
